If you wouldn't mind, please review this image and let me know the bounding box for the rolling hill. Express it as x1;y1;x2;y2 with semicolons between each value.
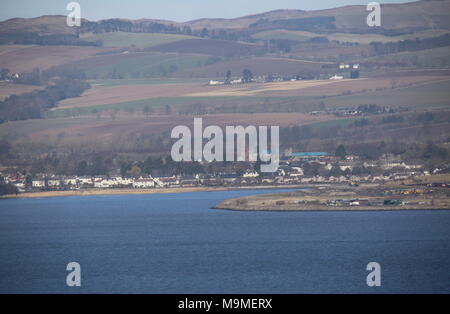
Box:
183;0;450;32
2;1;450;37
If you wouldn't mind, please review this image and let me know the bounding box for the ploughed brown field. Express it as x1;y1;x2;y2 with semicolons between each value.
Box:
174;56;330;78
0;112;333;141
0;45;114;73
0;82;44;100
58;82;211;108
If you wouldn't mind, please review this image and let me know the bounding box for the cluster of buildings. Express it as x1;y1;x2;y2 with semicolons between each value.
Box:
1;152;431;193
309;104;396;117
208;73;317;86
338;63;360;70
324;198;405;207
0;69;20;82
207;62;362;86
329;63;360;80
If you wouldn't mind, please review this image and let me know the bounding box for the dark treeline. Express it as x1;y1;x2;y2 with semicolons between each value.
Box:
80;19;254;42
0;176;18;195
0;16;353;47
0;78;90;122
0;20;253;46
4;65;87;86
0;32;101;46
80;19;197;37
14;149;250;178
249;16;336;32
370;34;450;55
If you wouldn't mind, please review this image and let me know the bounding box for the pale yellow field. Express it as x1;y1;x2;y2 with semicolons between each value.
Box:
188;79;357;97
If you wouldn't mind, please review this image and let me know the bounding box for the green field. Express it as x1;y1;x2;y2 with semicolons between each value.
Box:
252;30;312;42
89;78;210;87
84;53;211;79
82;32;195;48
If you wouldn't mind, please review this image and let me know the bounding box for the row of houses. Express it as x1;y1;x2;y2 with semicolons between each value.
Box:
27;175;182;190
338;63;360;70
209;73;320;86
2;152;430;192
5;170;426;193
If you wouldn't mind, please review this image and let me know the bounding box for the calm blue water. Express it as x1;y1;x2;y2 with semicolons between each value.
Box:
0;189;449;294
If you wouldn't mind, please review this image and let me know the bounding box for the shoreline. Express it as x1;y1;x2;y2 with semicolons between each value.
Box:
213;185;450;212
213;204;450;212
0;185;304;200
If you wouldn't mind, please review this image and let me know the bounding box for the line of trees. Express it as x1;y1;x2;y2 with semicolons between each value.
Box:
370;34;450;55
0;78;90;122
0;32;101;46
80;19;197;37
0;177;18;195
249;16;336;32
6;65;88;86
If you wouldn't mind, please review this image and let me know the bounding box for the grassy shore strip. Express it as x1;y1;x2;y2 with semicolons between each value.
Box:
213;188;450;212
213;203;450;212
0;185;304;200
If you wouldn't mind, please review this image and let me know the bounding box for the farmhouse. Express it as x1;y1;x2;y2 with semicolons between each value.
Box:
243;170;259;178
330;75;344;80
47;179;61;187
180;175;199;187
32;180;46;188
132;178;155;188
209;80;223;86
154;176;180;188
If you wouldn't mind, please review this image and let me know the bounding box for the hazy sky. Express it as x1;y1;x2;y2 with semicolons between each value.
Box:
0;0;415;22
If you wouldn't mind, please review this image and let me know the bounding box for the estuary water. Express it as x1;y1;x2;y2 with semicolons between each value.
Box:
0;189;449;294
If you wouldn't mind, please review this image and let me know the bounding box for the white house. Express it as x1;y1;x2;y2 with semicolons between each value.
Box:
32;180;45;188
78;177;93;185
47;179;61;187
330;75;344;80
64;178;78;186
94;178;115;188
154;176;180;188
12;181;26;191
115;177;133;186
209;80;223;86
243;170;259;178
289;167;304;177
133;178;155;188
340;165;353;171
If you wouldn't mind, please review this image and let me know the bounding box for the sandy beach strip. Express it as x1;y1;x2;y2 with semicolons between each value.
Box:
0;185;303;200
